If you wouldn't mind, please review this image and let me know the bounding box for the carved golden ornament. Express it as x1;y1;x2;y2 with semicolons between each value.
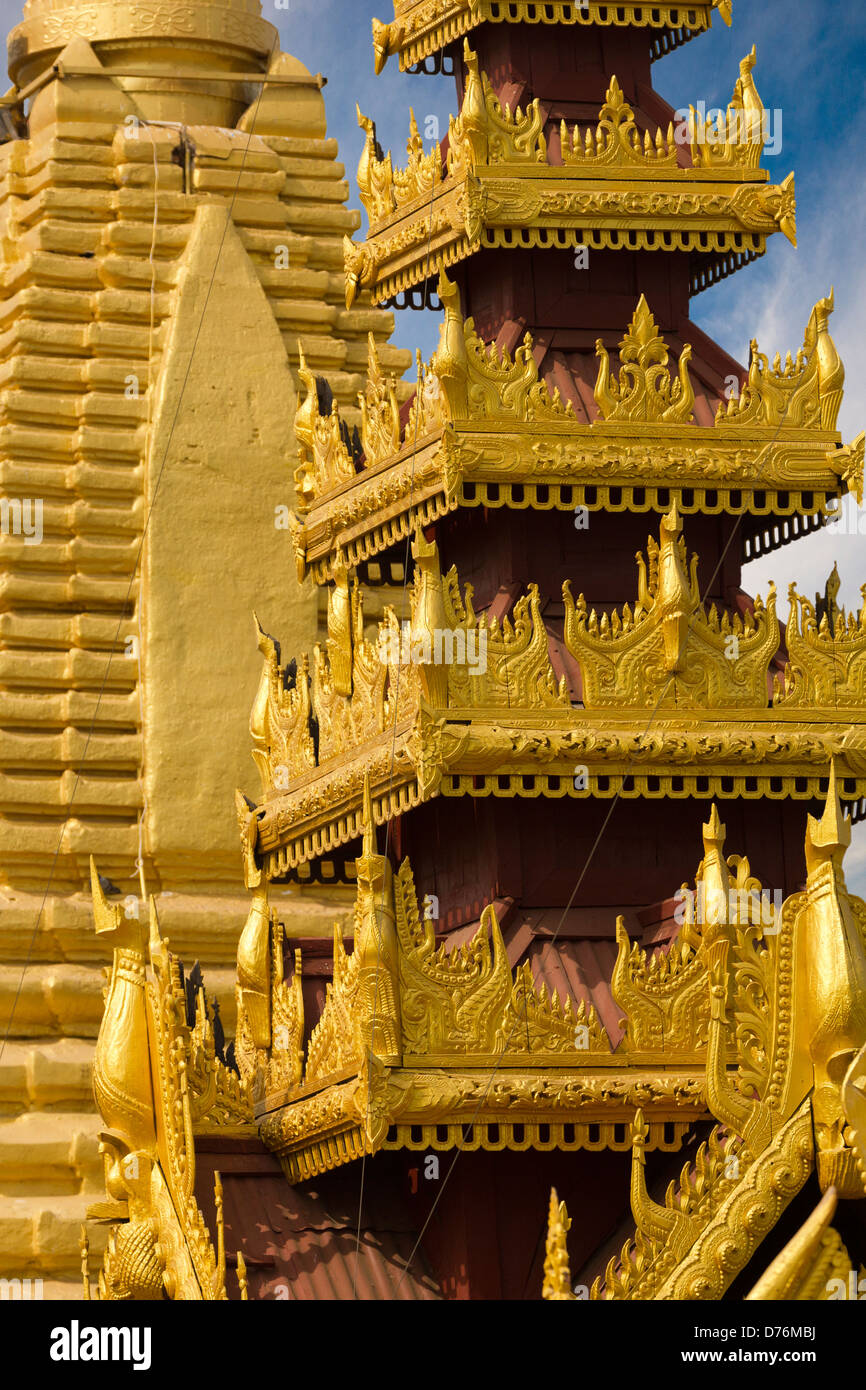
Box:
746;1188;857;1301
688;46;772;178
360;333;403;464
717;290;843;432
375;1;726;72
652;1100;814;1300
774;580;866;709
250;616;315;791
346;48;794;305
594;296;694;424
292;344;356;514
235;886;305;1100
563;504;778;709
88;866;251;1301
560;78;677;170
542;1190;575;1300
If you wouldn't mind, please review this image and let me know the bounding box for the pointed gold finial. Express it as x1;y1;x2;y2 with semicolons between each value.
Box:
90;855;124;936
236;1250;249;1301
702;803;726;851
361;773;377;859
542;1188;575;1300
806;761;852;875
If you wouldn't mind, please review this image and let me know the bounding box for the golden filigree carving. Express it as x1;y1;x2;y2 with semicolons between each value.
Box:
448;41;547;178
563;504;778;709
746;1188;856;1301
688;46;767;175
560;77;677;169
774;580;866;709
717;291;843;432
592;1126;744;1300
305;779;401;1084
250;618;315;792
653;1100;814;1300
594;296;694;424
796;765;866;1197
629;1109;701;1260
293;345;357;512
359;333;403;464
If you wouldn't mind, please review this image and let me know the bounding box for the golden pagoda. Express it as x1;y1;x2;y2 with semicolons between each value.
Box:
0;0;410;1296
79;0;866;1300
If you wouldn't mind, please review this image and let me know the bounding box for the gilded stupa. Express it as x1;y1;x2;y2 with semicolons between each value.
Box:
0;0;409;1296
11;0;866;1302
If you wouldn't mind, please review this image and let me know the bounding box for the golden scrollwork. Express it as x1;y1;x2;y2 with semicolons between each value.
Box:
717;290;843;432
593;296;694;424
292;344;357;513
774;580;866;709
345;42;794;306
560;77;677;169
563;504;778;709
688;46;768;176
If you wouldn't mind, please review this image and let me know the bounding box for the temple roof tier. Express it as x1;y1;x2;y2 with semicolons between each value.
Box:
291;286;861;583
345;46;793;308
371;0;732;74
243;521;866;875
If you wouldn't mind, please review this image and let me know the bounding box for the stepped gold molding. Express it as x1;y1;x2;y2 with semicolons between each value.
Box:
563;504;779;709
291;284;858;582
373;2;730;73
345;43;793;306
86;863;252;1301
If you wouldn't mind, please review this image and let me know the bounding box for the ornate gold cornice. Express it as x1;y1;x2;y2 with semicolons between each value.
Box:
372;1;730;74
290;287;859;584
345;44;793;306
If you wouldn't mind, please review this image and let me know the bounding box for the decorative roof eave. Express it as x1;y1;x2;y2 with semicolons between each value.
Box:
295;421;855;584
249;707;866;875
292;288;860;581
241;798;774;1181
249;520;866;873
345;170;792;307
258;1065;709;1183
372;1;731;74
